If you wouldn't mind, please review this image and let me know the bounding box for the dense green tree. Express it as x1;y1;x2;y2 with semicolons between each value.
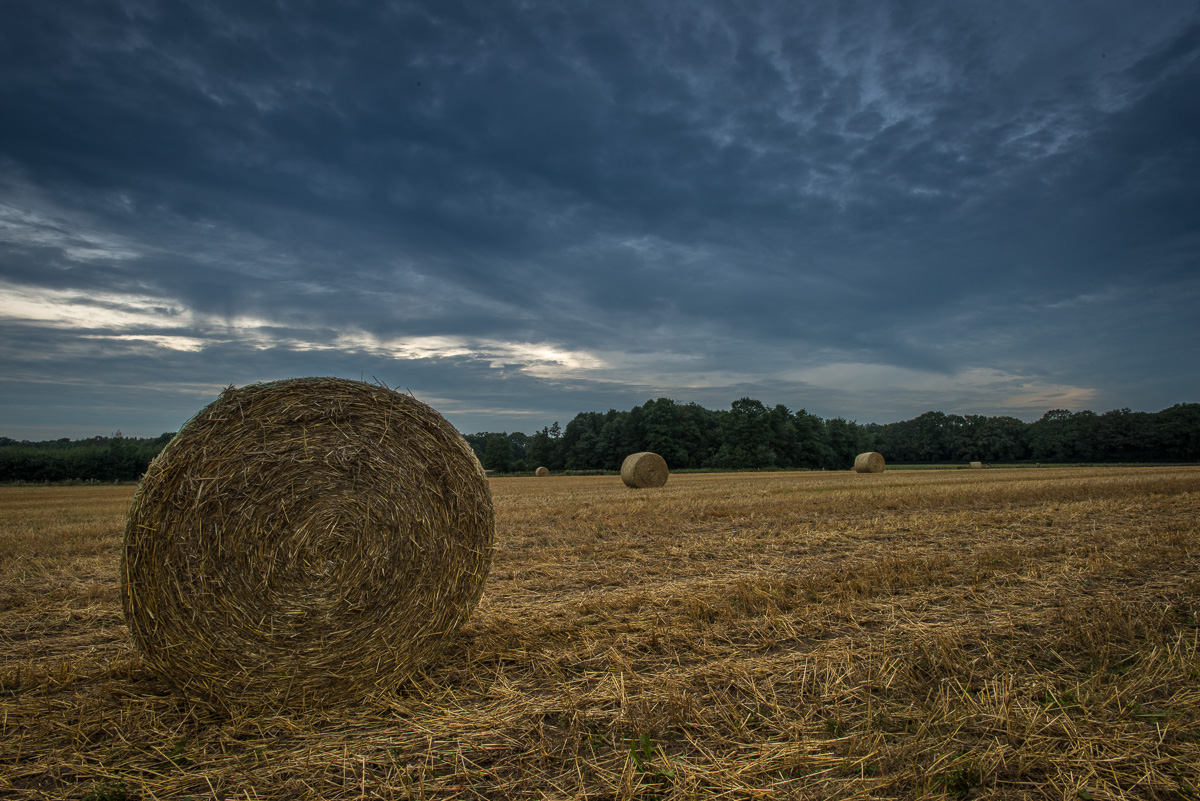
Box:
792;409;830;468
984;415;1029;462
762;404;796;467
714;398;776;469
622;405;646;456
463;432;488;462
1095;408;1154;461
0;432;174;482
823;417;866;469
594;412;626;471
482;433;512;472
874;418;914;463
565;428;598;470
507;431;529;464
562;412;604;470
641;398;692;468
1028;409;1074;461
1152;403;1200;461
912;411;953;462
951;415;1028;462
527;422;564;471
680;402;720;468
1071;410;1101;461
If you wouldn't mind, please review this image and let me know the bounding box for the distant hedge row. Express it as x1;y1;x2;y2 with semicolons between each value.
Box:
0;433;174;483
870;404;1200;464
4;401;1198;483
465;400;1200;473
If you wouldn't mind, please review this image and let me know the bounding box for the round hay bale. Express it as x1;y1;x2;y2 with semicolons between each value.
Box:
853;452;886;473
120;377;494;711
970;461;983;469
535;466;550;477
621;451;669;488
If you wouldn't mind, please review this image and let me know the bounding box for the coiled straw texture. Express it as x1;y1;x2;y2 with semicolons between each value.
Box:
121;377;494;711
853;451;886;473
620;452;669;488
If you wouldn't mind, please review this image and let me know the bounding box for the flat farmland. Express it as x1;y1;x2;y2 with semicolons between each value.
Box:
2;467;1198;800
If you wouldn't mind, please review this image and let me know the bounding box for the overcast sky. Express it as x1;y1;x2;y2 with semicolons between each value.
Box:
2;1;1198;439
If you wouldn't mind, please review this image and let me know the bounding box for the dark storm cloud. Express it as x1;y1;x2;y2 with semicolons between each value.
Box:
2;0;1198;437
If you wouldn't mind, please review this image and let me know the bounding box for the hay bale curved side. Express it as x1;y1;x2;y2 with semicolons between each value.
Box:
620;452;669;488
535;466;550;477
853;452;886;473
120;377;494;710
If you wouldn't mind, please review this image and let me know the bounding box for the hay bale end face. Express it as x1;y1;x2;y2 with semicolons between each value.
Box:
535;466;550;477
853;452;886;473
621;452;669;488
120;377;494;711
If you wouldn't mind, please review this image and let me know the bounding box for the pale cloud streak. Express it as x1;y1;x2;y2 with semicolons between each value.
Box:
1;279;609;384
0;199;142;262
0;0;1196;437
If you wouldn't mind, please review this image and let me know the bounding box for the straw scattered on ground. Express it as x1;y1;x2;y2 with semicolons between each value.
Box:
2;466;1199;800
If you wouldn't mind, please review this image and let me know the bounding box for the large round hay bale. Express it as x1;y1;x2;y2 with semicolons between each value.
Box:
534;466;550;477
621;451;669;488
853;452;886;473
120;377;494;711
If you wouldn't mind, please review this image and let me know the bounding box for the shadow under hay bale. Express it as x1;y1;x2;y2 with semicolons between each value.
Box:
853;452;886;473
120;377;494;712
621;452;669;488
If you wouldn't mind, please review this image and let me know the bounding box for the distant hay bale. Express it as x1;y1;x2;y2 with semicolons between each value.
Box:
621;451;669;488
853;452;886;473
970;461;983;469
535;466;550;477
120;377;494;711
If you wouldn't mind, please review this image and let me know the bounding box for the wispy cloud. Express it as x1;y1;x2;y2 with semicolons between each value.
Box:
1;0;1197;437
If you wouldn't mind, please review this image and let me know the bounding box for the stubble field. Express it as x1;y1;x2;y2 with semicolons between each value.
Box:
1;466;1198;800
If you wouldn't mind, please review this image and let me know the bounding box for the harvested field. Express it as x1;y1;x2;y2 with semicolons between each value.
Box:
2;467;1199;800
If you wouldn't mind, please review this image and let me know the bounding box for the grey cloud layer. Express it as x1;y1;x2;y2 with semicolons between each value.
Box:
1;0;1198;436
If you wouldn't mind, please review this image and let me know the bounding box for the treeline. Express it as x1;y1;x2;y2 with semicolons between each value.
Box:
465;398;870;474
0;433;174;483
4;401;1197;482
465;399;1200;473
870;406;1200;464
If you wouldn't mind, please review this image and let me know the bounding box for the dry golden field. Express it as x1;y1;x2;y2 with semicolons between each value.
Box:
2;467;1199;800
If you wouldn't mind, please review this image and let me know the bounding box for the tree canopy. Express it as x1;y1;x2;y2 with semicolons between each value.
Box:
0;433;174;483
4;403;1198;482
467;401;1200;473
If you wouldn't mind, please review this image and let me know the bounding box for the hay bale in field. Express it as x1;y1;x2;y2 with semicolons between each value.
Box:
120;377;494;711
970;461;983;469
620;451;669;488
535;466;550;477
853;452;886;473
